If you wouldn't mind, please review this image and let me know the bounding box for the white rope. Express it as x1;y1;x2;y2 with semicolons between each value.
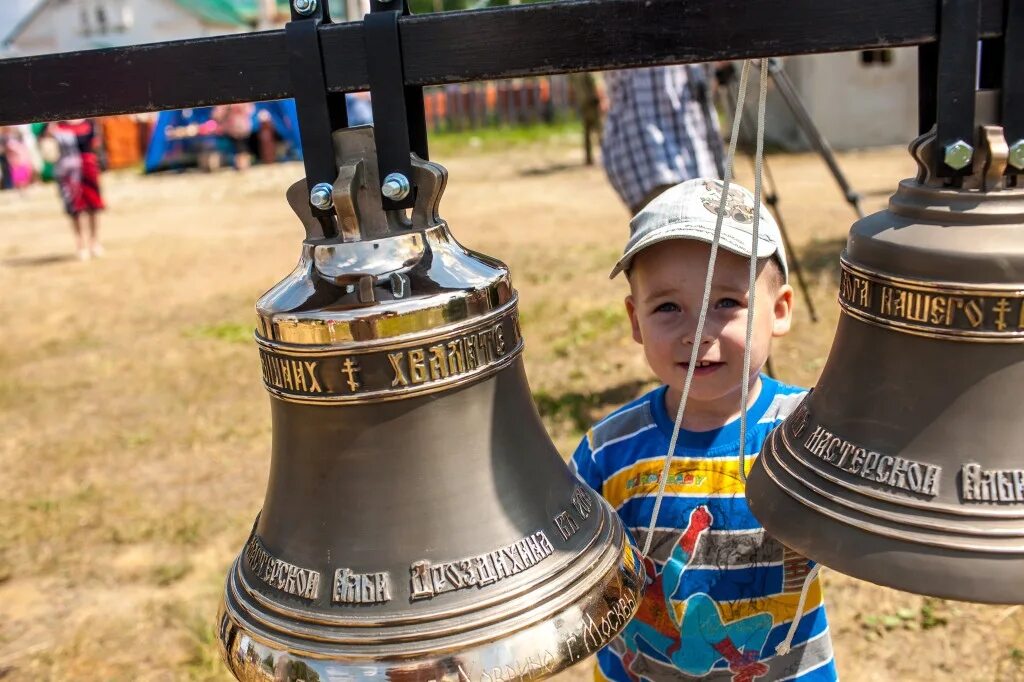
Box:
641;61;752;558
775;563;821;656
738;58;770;483
632;56;816;665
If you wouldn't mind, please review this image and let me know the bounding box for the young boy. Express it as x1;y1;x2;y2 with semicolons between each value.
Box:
572;179;837;681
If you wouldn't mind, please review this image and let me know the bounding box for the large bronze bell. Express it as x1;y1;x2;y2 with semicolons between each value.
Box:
217;127;644;681
746;115;1024;604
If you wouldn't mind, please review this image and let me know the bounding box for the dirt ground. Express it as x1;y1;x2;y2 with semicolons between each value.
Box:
1;135;1022;681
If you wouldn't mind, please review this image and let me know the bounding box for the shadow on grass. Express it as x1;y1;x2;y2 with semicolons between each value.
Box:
519;161;585;177
792;237;846;281
2;253;76;267
534;379;651;435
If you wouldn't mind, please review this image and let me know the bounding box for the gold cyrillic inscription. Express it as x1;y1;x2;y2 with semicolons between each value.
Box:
387;323;509;389
839;270;871;307
878;286;985;328
260;353;324;394
993;298;1013;331
341;358;361;392
961;463;1024;503
389;352;409;386
258;311;520;402
837;262;1024;340
802;425;941;497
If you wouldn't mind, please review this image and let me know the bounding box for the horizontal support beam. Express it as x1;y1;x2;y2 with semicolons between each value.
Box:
0;0;1006;125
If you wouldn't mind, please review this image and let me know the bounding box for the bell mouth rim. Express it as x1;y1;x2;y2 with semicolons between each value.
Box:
747;443;1024;605
217;519;644;673
230;499;612;631
223;531;627;649
754;429;1024;553
775;426;1024;526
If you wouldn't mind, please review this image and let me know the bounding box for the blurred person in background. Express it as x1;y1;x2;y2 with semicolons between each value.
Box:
43;119;106;261
568;71;605;166
213;102;256;170
0;127;10;190
601;64;725;215
0;126;36;190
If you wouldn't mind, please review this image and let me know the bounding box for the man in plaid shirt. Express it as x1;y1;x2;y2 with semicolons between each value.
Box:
601;65;725;214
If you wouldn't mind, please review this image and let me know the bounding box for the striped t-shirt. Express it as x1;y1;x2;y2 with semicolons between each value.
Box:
571;376;836;682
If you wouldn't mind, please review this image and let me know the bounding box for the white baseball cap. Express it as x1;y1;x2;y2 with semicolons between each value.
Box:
609;178;788;281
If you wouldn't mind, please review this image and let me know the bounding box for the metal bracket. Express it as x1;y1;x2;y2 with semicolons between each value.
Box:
934;0;981;179
286;0;348;238
364;0;429;211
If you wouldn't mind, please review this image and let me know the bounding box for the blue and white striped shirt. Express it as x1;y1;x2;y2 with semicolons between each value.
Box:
571;376;837;682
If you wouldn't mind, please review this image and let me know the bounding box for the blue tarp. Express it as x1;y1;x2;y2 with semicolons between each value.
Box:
144;96;374;173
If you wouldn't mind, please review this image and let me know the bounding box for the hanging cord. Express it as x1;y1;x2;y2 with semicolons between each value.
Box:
641;61;752;558
737;58;770;484
637;57;823;660
745;61;823;656
775;563;821;656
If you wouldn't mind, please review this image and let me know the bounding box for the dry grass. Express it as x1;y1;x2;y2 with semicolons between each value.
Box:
0;138;1022;681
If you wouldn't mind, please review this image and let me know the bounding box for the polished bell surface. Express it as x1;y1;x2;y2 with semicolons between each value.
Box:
746;120;1024;604
217;127;644;681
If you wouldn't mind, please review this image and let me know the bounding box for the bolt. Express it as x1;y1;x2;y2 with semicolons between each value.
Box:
309;182;334;210
381;173;411;201
943;139;974;171
1009;140;1024;171
293;0;317;15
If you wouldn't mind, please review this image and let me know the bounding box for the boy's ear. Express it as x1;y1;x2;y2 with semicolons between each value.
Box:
772;283;794;337
625;295;643;345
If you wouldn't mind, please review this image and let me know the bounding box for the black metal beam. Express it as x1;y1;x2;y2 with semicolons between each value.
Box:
0;0;1007;126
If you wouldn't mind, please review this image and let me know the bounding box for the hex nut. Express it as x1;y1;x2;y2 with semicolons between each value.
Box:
309;182;334;210
293;0;317;15
943;140;974;171
381;173;411;201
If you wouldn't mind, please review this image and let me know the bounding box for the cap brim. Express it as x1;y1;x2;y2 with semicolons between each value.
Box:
608;222;779;279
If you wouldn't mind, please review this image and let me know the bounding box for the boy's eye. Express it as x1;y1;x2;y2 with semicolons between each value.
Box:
715;298;741;309
653;302;680;313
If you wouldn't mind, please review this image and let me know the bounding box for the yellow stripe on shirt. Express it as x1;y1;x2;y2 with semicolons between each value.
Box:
603;457;756;509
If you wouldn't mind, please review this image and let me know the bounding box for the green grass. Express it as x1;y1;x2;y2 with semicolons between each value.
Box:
427;119;583;156
185;322;254;344
551;305;625;358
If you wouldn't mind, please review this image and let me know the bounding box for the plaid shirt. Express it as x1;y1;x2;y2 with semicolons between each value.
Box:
601;65;724;212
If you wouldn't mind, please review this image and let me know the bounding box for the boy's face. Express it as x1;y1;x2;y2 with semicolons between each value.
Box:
625;239;793;410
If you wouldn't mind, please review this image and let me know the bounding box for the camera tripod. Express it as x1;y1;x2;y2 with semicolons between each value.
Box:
709;58;867;326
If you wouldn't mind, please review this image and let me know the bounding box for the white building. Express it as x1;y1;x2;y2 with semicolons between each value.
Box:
2;0;292;57
738;48;920;151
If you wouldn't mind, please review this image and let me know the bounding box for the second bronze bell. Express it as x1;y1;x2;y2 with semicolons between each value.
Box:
746;123;1024;604
216;127;644;681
